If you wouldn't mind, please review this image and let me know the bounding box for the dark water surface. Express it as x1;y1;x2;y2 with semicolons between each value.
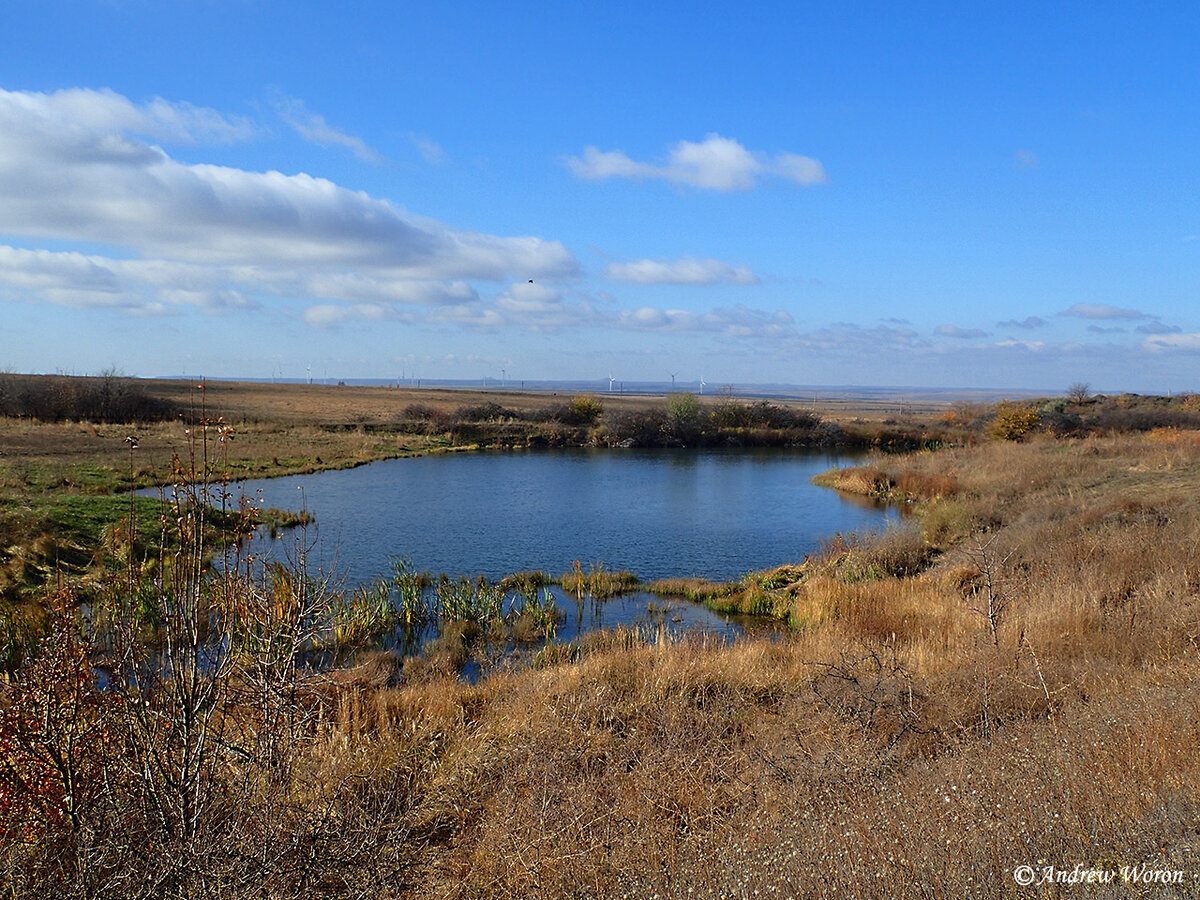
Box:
221;448;895;586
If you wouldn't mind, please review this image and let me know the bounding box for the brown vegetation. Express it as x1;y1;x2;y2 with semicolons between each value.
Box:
4;432;1200;897
4;380;1200;897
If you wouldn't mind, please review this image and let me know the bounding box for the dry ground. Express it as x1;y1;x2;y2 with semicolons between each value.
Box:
303;432;1200;899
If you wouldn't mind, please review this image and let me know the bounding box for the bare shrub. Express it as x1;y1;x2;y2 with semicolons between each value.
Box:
1066;381;1092;403
453;401;522;422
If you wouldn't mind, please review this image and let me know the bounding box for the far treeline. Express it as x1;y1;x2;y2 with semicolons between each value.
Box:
5;373;1200;449
0;372;174;424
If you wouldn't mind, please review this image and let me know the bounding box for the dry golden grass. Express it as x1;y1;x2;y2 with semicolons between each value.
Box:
286;433;1200;898
8;415;1200;896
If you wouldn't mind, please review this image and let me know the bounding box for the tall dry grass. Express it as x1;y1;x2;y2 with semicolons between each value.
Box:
7;432;1200;897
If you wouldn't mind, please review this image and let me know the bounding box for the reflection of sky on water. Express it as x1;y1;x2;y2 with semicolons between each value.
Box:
146;448;898;585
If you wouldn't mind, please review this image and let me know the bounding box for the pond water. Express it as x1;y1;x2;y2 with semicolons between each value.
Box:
218;448;895;586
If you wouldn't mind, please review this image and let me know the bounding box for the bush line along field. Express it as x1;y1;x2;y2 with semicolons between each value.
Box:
2;374;1200;897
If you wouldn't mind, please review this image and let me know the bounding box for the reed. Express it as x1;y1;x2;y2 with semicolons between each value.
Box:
328;578;395;648
508;584;560;644
560;560;639;599
433;573;504;625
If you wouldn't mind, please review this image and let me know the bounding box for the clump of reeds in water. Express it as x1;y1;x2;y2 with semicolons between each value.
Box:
435;574;504;626
509;583;559;644
498;570;551;593
392;557;432;631
560;560;638;599
328;578;395;648
327;561;591;671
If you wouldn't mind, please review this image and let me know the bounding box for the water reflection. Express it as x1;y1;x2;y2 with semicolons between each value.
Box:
218;448;897;586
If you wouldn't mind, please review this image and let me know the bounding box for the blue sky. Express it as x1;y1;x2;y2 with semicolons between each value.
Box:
0;1;1197;391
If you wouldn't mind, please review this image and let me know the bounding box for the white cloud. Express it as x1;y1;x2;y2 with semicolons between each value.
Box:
293;273;477;306
416;281;600;333
272;93;384;163
0;245;248;312
494;280;565;314
795;323;926;354
0;244;478;315
993;339;1048;351
1142;333;1200;353
303;303;402;327
604;257;760;285
565;134;827;191
773;153;829;185
0;87;256;147
1059;302;1147;320
0;88;577;277
615;304;795;340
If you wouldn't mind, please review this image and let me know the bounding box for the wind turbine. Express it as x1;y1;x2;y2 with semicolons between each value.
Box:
699;376;707;395
669;372;678;390
608;374;615;393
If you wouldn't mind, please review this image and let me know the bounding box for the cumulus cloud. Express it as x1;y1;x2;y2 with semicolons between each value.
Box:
0;87;578;318
303;303;406;327
0;87;256;147
565;134;827;191
0;88;577;276
604;257;760;285
615;305;793;339
420;281;601;333
0;245;259;312
934;325;989;339
292;273;477;307
998;316;1047;329
272;93;384;163
993;339;1048;352
1087;325;1126;334
1059;302;1148;320
1142;333;1200;353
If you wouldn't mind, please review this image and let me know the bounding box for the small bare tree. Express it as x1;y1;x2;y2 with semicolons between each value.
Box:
1066;381;1092;404
103;396;330;887
962;533;1014;646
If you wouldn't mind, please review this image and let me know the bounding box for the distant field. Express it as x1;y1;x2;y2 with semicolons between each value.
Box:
142;376;963;424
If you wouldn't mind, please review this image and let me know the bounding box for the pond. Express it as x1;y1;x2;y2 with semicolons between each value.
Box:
219;448;895;586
